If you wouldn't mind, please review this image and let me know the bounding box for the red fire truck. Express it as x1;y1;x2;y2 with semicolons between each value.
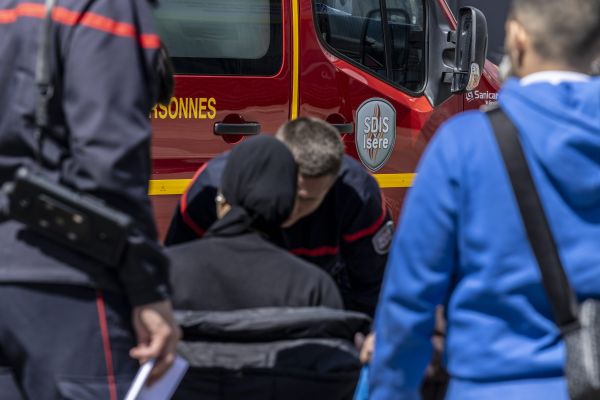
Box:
149;0;500;237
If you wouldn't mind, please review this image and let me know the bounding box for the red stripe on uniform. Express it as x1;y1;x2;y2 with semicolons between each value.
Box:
80;10;136;37
342;191;387;243
291;246;339;257
180;163;210;238
140;34;161;49
0;3;160;49
0;9;17;23
96;290;118;400
11;3;44;18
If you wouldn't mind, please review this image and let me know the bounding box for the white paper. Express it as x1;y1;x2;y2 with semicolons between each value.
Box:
125;356;189;400
125;359;155;400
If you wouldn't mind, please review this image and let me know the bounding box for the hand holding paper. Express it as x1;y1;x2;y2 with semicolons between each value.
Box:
125;356;189;400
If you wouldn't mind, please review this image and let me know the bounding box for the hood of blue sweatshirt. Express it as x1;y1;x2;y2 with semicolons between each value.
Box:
499;77;600;209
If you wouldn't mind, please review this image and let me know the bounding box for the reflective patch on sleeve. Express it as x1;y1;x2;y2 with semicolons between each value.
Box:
372;220;394;255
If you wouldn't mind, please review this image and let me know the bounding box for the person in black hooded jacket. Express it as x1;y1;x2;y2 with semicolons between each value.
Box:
167;136;343;311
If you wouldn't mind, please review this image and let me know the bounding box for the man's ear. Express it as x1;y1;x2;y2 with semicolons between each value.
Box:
505;20;530;76
592;57;600;75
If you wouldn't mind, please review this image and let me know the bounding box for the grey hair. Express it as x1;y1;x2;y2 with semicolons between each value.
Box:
275;117;344;178
511;0;600;68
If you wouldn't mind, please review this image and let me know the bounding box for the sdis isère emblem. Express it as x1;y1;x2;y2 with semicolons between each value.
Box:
355;98;396;172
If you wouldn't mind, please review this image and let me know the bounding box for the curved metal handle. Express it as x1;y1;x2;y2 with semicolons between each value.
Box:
331;123;354;134
214;122;261;136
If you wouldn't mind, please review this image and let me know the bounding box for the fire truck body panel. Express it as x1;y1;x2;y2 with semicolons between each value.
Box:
150;0;498;237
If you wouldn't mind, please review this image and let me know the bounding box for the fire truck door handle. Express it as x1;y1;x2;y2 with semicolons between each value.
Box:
213;122;261;136
331;123;354;135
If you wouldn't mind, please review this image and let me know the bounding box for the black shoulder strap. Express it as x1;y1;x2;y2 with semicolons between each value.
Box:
34;0;57;165
487;106;580;333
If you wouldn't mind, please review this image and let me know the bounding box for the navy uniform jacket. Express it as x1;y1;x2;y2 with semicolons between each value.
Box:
166;154;393;316
0;0;168;305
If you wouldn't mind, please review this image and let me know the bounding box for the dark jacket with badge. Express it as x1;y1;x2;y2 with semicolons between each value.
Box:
166;154;392;316
0;0;168;305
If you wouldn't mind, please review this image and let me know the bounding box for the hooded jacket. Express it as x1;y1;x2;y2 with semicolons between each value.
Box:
167;212;344;312
370;75;600;399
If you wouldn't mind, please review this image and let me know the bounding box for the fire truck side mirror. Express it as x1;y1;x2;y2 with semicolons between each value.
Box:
452;7;488;93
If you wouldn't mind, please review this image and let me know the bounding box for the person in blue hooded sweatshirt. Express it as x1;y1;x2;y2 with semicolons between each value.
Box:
369;0;600;398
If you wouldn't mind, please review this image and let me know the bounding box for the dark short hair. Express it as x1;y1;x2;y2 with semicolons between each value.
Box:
511;0;600;67
275;118;344;177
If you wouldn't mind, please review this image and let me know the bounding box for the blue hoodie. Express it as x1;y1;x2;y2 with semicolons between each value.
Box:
370;76;600;400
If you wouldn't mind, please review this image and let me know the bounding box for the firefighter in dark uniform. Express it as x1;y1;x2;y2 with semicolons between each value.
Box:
166;117;393;316
0;0;179;399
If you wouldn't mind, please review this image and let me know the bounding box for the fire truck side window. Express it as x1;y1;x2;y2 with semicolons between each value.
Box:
315;0;426;92
315;1;388;80
154;0;282;76
386;0;425;91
